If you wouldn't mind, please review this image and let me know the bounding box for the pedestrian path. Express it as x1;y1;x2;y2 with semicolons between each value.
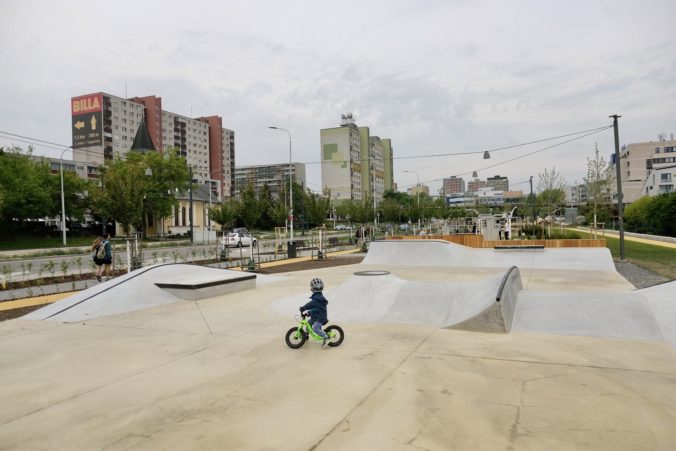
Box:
576;227;676;249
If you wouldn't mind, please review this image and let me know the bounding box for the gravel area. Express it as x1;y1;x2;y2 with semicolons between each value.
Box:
614;261;670;289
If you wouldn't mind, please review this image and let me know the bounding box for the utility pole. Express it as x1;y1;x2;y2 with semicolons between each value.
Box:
189;166;194;244
529;176;535;222
611;114;625;261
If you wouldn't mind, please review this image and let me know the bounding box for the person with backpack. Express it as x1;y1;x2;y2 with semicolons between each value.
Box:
91;236;104;275
95;234;113;282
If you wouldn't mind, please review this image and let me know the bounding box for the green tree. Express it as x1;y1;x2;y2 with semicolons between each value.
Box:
624;195;652;233
583;144;611;226
257;183;276;229
0;146;89;237
209;198;239;231
238;182;262;229
537;167;566;217
89;149;189;234
647;193;676;237
304;189;331;227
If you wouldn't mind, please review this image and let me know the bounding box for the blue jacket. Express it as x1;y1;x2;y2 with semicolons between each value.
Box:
301;292;329;324
102;240;113;261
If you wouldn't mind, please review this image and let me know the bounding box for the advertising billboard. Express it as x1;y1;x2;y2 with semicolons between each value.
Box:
71;93;103;149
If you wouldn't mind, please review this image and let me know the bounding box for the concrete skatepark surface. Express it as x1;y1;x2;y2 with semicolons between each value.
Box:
0;240;675;450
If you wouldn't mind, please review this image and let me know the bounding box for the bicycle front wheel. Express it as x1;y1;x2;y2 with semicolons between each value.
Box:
285;327;307;349
325;325;344;347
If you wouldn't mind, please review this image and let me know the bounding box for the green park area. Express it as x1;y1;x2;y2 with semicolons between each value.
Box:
603;235;676;279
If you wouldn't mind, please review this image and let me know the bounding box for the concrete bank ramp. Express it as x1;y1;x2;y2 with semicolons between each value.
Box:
642;281;676;348
512;290;664;341
271;268;522;331
24;264;273;322
363;239;615;271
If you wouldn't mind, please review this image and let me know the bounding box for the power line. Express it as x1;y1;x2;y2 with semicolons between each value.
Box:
302;124;612;165
402;125;612;189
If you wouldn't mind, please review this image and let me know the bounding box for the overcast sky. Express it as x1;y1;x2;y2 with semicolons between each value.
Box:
2;0;675;194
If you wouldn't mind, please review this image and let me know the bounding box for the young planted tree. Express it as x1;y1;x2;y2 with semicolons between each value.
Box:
537;167;566;218
583;144;611;228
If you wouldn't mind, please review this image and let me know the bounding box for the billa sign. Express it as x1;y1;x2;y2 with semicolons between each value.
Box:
71;93;103;149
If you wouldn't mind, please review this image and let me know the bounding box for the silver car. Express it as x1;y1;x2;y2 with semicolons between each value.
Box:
222;232;257;247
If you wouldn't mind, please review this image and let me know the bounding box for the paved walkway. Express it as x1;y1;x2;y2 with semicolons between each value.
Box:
576;227;676;249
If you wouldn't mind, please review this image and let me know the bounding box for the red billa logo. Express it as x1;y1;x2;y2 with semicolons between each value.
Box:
72;95;101;114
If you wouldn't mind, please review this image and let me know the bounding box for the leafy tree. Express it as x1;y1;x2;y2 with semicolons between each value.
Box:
647;192;676;237
304;189;331;227
583;144;611;226
257;183;276;229
537;167;566;217
209;198;239;231
238;182;262;229
0;146;89;237
626;193;676;237
624;195;652;234
89;149;189;234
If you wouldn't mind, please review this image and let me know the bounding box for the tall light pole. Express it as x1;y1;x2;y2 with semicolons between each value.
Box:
404;170;420;205
59;146;73;246
268;126;294;247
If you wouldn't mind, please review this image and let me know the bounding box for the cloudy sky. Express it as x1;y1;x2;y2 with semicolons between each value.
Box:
2;0;675;194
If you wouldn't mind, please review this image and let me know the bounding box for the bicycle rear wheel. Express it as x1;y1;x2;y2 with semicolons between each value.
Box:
285;327;307;349
324;325;344;347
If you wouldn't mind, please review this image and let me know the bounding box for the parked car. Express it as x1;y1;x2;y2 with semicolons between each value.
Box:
334;224;351;230
222;232;257;247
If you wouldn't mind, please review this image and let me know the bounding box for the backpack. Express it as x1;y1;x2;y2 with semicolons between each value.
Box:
93;243;105;260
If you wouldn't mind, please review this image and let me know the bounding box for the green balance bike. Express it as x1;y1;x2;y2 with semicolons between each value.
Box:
285;313;345;349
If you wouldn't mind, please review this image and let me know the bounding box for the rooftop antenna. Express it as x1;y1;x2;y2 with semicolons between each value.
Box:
125;82;127;98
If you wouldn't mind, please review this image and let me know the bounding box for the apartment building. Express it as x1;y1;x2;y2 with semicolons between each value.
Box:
486;175;509;192
608;136;676;204
320;113;393;204
467;178;487;193
70;92;235;199
442;176;465;195
234;163;307;199
565;183;588;205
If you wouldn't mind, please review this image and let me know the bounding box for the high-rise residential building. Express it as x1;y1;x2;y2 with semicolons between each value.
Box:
442;176;465;195
486;175;509;192
320;113;392;204
410;184;429;197
70;92;235;198
609;136;676;204
234;163;306;199
467;178;487;193
381;138;394;192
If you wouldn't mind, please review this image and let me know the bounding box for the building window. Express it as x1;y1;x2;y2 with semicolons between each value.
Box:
661;173;672;182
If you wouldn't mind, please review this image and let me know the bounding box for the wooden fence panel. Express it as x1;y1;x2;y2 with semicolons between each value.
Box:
387;235;606;248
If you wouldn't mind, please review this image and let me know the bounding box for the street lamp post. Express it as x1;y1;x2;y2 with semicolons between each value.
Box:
268;126;294;248
59;146;73;246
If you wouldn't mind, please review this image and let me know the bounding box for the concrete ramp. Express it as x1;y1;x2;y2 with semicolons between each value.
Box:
23;264;266;322
271;268;523;331
512;290;664;341
364;239;615;271
642;281;676;348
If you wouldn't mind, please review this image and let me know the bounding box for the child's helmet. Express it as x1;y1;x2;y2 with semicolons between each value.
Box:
310;278;324;292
